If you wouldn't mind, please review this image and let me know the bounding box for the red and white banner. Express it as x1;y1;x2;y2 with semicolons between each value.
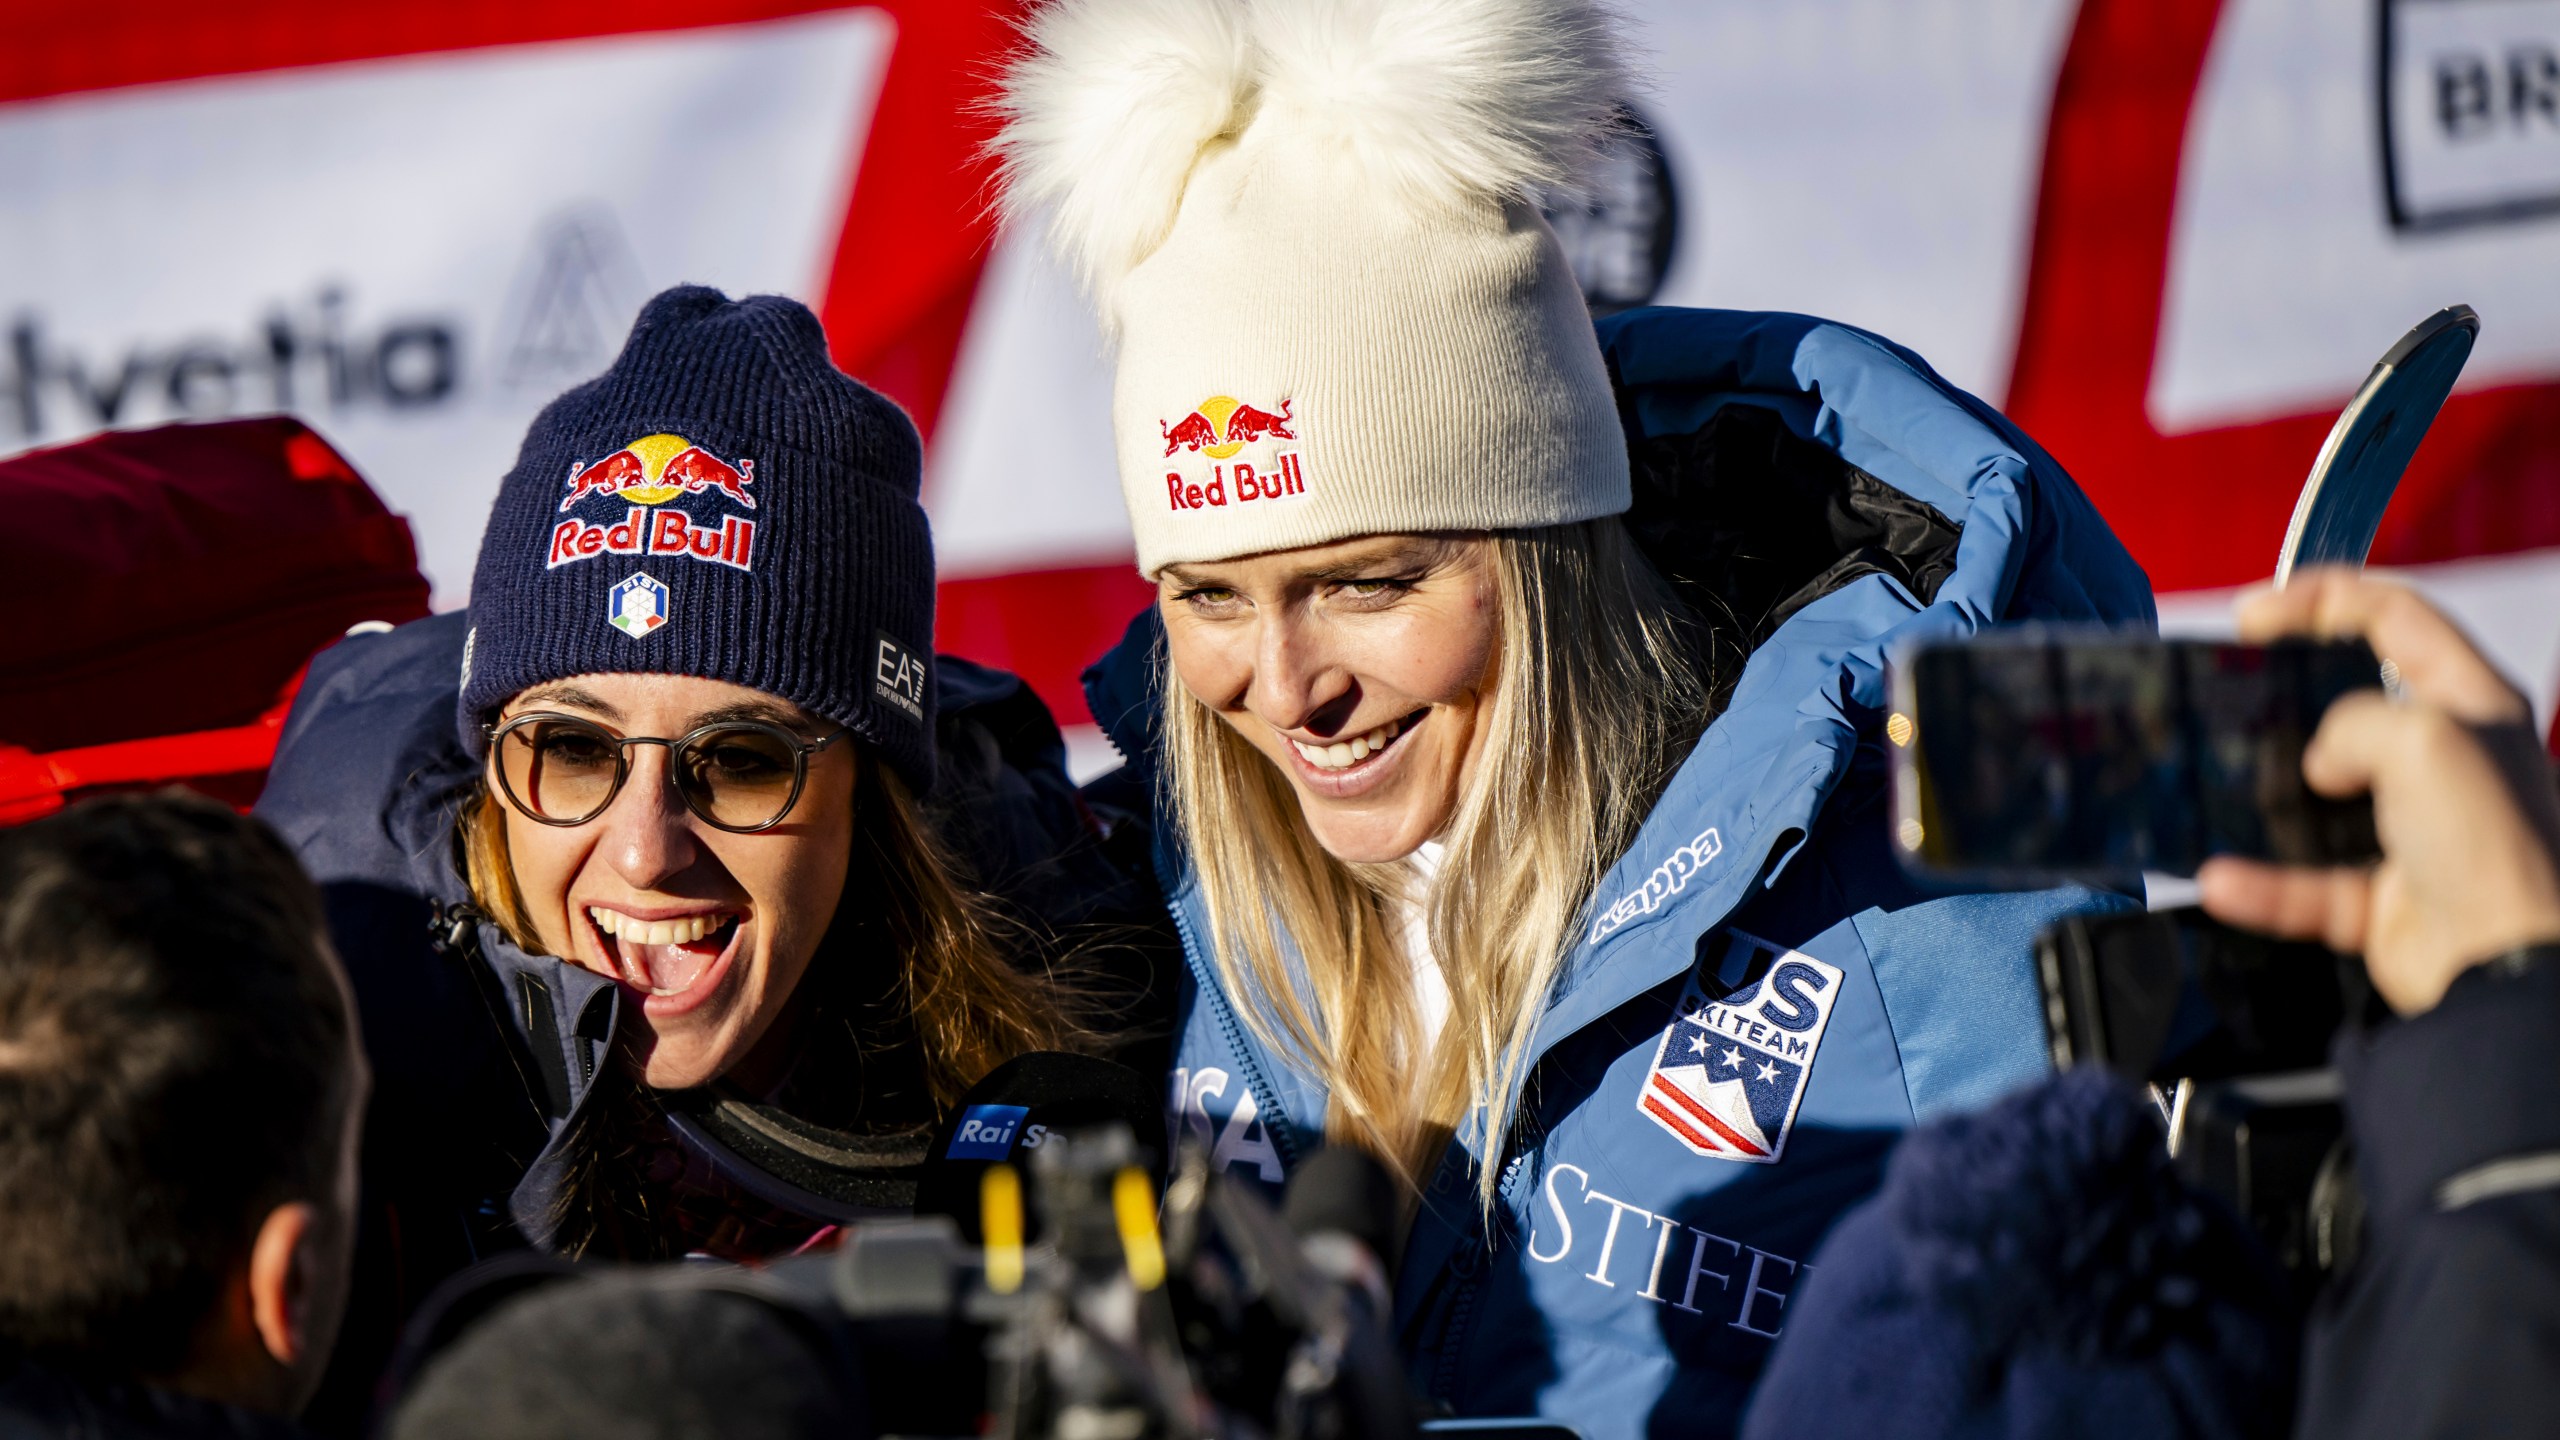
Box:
9;0;2559;768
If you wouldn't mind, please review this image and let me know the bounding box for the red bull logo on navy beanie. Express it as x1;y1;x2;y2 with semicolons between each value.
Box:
459;284;937;788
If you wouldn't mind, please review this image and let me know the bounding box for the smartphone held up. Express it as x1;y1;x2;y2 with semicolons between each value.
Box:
1884;305;2479;888
1886;631;2386;884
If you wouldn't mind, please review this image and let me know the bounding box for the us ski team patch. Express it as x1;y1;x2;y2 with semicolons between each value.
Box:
1638;931;1843;1164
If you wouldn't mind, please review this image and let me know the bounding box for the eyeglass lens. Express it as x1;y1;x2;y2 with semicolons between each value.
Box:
496;719;807;829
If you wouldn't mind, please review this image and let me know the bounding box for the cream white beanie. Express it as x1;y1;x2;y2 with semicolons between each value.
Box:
996;0;1634;576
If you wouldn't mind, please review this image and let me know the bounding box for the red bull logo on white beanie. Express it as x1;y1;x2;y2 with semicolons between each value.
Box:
1159;395;1309;512
997;0;1633;575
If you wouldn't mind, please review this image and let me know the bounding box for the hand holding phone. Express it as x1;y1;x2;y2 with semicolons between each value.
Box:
2197;570;2560;1014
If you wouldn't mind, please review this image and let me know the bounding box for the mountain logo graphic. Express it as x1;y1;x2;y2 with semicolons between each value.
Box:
1637;932;1842;1165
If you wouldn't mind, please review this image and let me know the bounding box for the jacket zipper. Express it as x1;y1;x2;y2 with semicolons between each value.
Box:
1431;1144;1531;1402
1156;850;1302;1173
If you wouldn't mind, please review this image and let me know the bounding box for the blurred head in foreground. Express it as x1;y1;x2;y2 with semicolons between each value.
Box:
1741;1068;2296;1440
387;1269;861;1440
0;792;366;1418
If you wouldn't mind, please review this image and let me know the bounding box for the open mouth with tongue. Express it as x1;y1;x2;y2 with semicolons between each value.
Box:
587;905;744;1001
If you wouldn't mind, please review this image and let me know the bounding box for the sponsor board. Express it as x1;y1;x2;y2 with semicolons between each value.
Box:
0;12;891;603
2153;0;2560;429
2383;0;2560;232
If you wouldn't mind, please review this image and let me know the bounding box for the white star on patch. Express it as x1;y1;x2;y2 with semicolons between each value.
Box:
1720;1046;1745;1070
1688;1033;1710;1056
1755;1061;1782;1083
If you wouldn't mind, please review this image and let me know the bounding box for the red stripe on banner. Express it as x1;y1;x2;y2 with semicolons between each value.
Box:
2005;0;2560;592
815;1;1027;444
7;1;1060;696
0;1;883;103
0;666;308;824
1640;1090;1729;1156
1646;1074;1768;1158
937;562;1156;728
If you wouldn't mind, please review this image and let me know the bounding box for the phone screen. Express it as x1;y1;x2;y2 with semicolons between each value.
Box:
1889;632;2383;880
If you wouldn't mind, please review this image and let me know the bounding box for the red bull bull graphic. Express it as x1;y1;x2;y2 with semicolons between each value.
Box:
1221;400;1293;445
1161;410;1219;457
559;432;758;512
550;432;759;573
1159;396;1295;458
657;445;758;509
1157;395;1308;513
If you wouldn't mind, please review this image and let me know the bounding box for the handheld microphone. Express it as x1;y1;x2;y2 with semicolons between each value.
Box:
1283;1143;1402;1317
1261;1146;1419;1440
912;1051;1164;1241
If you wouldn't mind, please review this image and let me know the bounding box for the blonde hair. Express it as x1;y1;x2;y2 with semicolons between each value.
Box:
1163;518;1703;1207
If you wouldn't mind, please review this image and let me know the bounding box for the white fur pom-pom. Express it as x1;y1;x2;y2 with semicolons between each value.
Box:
1247;0;1628;215
992;0;1253;300
993;0;1630;299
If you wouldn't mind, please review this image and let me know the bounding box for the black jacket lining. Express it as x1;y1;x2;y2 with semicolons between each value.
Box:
1624;404;1962;711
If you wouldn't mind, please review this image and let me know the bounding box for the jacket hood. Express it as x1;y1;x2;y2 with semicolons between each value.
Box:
1083;305;2153;1069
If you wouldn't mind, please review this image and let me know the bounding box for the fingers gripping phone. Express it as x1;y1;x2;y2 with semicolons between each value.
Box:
1887;632;2385;882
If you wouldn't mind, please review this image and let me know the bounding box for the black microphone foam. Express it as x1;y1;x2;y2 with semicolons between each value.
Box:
1282;1145;1402;1274
913;1051;1163;1239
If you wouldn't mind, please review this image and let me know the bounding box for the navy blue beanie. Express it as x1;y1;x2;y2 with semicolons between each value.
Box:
458;285;936;788
1740;1069;2297;1440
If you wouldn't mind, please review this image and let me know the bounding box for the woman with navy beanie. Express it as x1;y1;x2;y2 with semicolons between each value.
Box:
258;284;1113;1302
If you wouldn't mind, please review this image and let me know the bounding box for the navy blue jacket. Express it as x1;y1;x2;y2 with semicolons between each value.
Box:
2296;948;2560;1438
255;613;1159;1428
1082;308;2156;1440
0;1356;310;1440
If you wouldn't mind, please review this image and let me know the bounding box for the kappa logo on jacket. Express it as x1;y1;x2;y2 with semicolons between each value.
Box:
1588;827;1722;944
1637;931;1842;1164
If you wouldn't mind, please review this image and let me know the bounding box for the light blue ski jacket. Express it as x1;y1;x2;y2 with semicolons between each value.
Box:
1081;308;2156;1440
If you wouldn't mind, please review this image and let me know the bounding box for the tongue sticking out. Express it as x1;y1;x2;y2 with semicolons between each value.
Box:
612;920;734;997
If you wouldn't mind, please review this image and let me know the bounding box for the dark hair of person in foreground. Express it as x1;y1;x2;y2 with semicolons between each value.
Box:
0;792;366;1435
387;1268;860;1440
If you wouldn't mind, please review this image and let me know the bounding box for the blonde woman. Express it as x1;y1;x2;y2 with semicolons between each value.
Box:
1003;1;2151;1434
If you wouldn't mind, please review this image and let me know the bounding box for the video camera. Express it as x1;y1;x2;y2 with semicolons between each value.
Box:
789;1124;1416;1440
391;1059;1419;1440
